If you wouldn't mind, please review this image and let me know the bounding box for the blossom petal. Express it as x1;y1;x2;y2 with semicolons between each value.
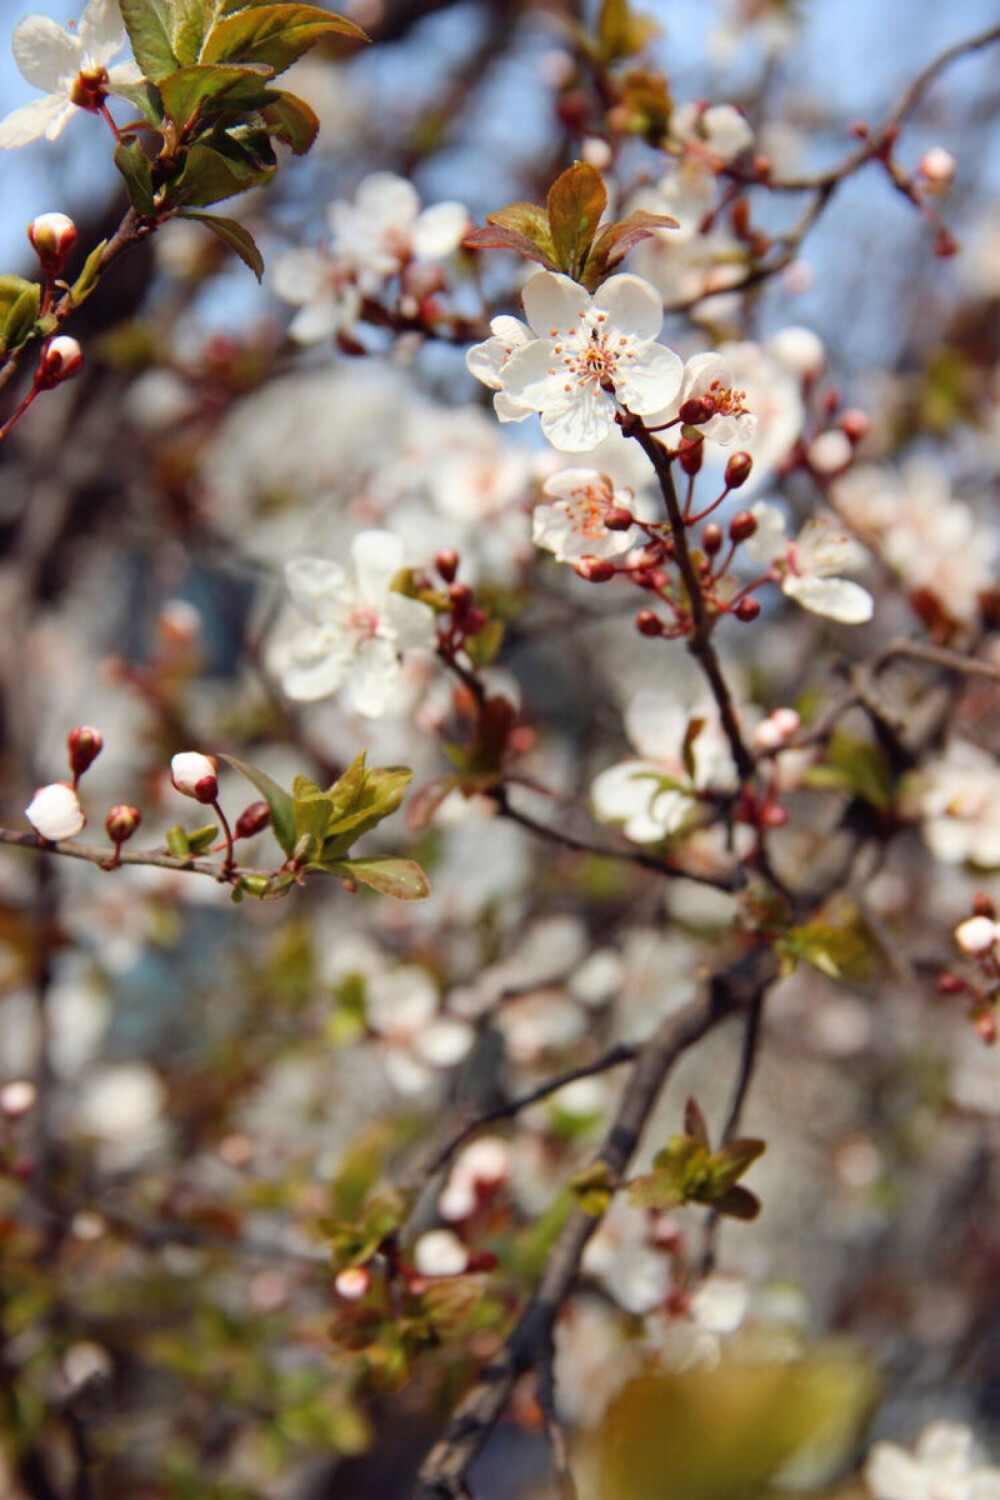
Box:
783;573;874;624
412;201;469;260
0;93;74;147
743;501;787;566
521;271;592;338
352;530;405;601
594;274;664;343
615;342;684;416
348;637;400;717
383;592;437;652
285;558;351;622
540;388;614;452
78;0;127;66
12;14;80;89
274;630;352;701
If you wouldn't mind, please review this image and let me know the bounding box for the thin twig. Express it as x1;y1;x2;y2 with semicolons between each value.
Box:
699;991;766;1275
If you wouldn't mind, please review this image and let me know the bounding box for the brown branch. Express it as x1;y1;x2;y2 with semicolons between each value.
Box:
0;827;273;884
699;989;766;1275
415;945;778;1497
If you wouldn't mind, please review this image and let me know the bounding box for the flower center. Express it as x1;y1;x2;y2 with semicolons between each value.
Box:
566;482;613;539
551;313;636;397
706;377;750;418
71;66;109;112
348;604;380;642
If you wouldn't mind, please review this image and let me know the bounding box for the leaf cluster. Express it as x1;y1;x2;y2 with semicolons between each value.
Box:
464;161;677;292
627;1098;766;1221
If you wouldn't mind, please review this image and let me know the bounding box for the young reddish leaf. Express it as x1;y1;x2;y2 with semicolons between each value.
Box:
547;162;607;281
714;1185;762;1221
463;226;560;271
176;212;265;281
586;209;679;285
684;1096;711;1148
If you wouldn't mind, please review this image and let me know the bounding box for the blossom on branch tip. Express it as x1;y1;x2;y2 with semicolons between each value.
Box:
744;502;873;624
865;1421;1000;1500
0;0;143;149
533;469;639;563
270;531;437;717
170;753;219;804
469;271;683;452
672;352;757;446
26;781;85;840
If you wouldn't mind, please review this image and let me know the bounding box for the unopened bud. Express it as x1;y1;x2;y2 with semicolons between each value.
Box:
37;336;83;390
334;1266;370;1300
436;549;459;583
702;523;723;556
677;435;703;476
760;802;788;828
170;752;219;805
724;452;753;490
975;1010;997;1046
838;408;870;444
934;225;959;258
105;805;140;845
808;429;853;476
955;915;999;958
679;396;716;426
234;801;271;840
635;609;663;637
972;892;996;919
68;725;103;782
25;782;85;841
603;506;634;531
27;212;78;275
448;581;473;616
575;557;617;583
733;597;761;622
0;1079;37;1121
918;147;956;191
728;509;757;543
155;599;202;652
936;971;966;996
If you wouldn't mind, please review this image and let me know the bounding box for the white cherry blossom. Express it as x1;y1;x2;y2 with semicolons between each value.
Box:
270;249;362;344
465;314;534;422
865;1421;1000;1500
475;271;684;452
25;782;85;840
674;351;757;445
533;468;639;563
329;172;469;292
671;101;754;165
745;502;873;624
269;530;437;717
917;741;1000;867
0;0;143;148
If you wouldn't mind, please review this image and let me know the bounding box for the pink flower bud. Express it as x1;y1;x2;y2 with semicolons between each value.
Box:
37;336;83;390
0;1080;37;1121
106;805;141;845
27;212;78;275
918;147;956;191
234;801;271;840
807;430;853;476
334;1266;370;1300
955;915;999;958
67;725;103;782
838;408;870;444
26;782;85;841
725;452;753;490
170;752;219;805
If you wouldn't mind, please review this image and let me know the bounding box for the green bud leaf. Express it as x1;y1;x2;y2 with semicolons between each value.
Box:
185;822;219;854
260;88;320;154
0;281;42;355
569;1159;616;1216
166;824;191;858
164;135;277;208
706;1138;766;1194
67;240;107;308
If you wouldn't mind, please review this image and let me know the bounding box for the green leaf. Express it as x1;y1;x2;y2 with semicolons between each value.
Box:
166;824;191;859
164;135;276;207
804;731;895;812
321;763;413;855
293;787;335;849
463;618;504;669
680;716;704;783
324;857;430;901
119;0;180;80
324;753;369;823
547;162;606;282
176;211;265;280
158;62;276;129
0;281;41;355
707;1138;766;1194
776;920;873;980
113;138;157;216
569;1160;616;1216
186;822;219;854
627;1168;682;1211
67;241;106;308
201;4;367;76
220;754;296;855
109;76;164;124
260;89;320;154
171;0;210;64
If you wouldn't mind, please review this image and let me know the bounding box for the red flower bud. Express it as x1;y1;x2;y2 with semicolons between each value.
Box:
575;557;617;583
702;523;723;556
635;609;664;637
728;509;757;543
677;435;704;476
603;506;635;531
725;451;753;490
733;597;761;622
106;805;141;845
935;972;967;996
170;752;219;805
972;892;997;920
235;801;271;840
448;581;474;616
679;396;716;426
68;725;103;782
436;549;459;583
838;408;870;444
